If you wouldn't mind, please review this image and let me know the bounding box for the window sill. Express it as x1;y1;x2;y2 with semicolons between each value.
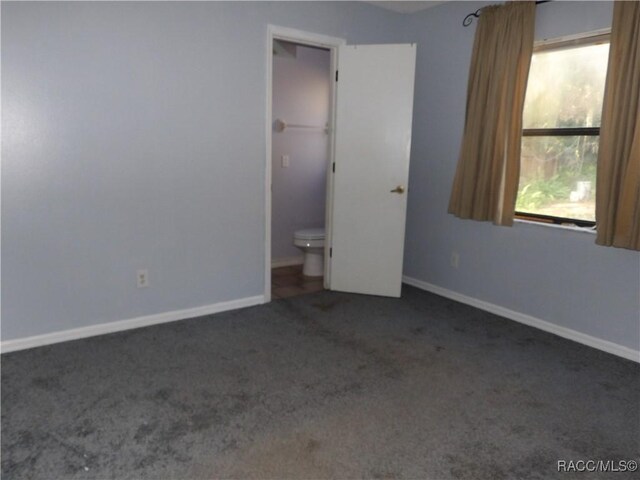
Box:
514;218;597;235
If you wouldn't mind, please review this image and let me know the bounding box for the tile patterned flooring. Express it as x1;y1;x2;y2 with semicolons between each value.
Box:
271;265;325;299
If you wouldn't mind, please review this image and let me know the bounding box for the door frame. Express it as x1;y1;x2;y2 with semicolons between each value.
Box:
264;25;345;302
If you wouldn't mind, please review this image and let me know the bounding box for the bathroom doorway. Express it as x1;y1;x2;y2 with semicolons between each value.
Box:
266;26;415;302
269;35;333;299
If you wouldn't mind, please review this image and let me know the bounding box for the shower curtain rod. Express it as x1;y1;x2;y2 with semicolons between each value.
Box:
275;119;328;133
463;0;550;27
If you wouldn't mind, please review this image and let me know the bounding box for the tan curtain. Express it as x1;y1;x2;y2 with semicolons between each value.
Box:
596;1;640;251
448;1;535;226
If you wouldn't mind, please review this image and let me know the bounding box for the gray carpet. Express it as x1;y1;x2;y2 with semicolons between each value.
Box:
2;286;639;479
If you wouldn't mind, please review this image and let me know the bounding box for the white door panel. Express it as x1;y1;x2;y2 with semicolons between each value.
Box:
329;44;416;297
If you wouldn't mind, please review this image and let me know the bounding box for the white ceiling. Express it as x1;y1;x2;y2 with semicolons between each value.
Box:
364;1;445;14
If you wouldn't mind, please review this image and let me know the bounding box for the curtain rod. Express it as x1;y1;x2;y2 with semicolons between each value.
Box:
463;1;551;27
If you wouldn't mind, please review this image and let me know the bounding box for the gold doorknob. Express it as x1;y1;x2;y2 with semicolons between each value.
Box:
390;185;405;194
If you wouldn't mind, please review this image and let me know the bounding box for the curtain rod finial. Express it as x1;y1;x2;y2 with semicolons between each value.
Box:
463;9;481;27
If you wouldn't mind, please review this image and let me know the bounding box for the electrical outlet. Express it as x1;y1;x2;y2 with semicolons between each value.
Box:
137;269;149;288
450;252;460;269
281;154;290;168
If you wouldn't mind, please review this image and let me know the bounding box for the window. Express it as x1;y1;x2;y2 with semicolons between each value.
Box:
516;34;610;227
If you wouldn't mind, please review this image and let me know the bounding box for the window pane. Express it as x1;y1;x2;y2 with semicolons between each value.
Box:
523;43;609;129
517;136;598;222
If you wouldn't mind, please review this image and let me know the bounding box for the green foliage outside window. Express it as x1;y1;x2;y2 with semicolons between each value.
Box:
516;41;609;223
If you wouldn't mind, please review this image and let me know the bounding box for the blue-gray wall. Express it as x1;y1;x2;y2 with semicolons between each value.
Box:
1;1;404;340
403;1;640;351
3;1;638;354
272;45;330;260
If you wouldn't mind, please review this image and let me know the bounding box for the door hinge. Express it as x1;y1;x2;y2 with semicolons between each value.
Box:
335;70;339;82
332;162;335;173
330;247;333;258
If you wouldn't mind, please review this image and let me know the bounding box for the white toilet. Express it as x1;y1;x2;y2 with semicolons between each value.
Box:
293;228;325;277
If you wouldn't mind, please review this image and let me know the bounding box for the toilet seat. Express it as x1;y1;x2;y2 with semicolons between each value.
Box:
294;228;325;249
294;228;325;241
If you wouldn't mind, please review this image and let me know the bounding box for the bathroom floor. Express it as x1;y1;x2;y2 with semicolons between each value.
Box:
271;265;325;299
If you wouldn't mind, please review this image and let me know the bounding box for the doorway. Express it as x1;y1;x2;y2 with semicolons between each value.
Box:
265;26;344;302
265;27;416;302
271;40;330;299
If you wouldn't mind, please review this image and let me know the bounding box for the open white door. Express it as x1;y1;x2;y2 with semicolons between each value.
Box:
329;44;416;297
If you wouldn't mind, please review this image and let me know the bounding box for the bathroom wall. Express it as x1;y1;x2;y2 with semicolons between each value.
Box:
402;1;640;353
271;44;331;262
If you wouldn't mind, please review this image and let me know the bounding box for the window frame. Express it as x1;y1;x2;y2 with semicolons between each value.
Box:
515;31;611;228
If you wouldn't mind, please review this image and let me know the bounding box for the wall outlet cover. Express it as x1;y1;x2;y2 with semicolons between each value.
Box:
137;269;149;288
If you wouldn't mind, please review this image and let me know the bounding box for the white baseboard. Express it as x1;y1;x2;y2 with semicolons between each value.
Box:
1;295;265;354
402;276;640;363
271;256;304;268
